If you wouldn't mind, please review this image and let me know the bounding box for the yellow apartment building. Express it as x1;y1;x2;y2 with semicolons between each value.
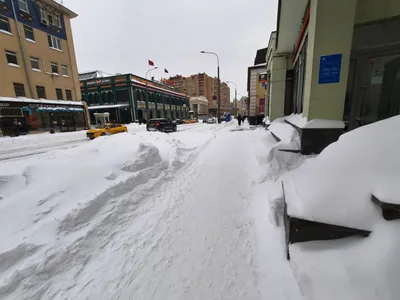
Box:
0;0;87;135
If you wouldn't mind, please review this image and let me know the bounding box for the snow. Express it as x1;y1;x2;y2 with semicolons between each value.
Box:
267;115;400;300
284;115;400;230
88;104;130;110
0;96;83;106
131;78;186;97
303;119;345;129
262;118;308;180
0;121;304;299
267;117;299;142
285;113;345;129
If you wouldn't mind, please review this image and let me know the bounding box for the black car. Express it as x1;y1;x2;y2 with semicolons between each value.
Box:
147;118;177;132
174;119;184;125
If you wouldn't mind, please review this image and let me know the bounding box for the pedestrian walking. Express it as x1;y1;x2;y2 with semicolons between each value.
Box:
237;114;242;126
12;119;22;137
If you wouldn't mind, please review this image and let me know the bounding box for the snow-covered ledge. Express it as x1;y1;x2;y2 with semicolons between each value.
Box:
283;114;345;155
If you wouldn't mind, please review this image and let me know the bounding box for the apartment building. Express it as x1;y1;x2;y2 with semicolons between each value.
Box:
0;0;87;135
0;0;80;100
168;73;230;113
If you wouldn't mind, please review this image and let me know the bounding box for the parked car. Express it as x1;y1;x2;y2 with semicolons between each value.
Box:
207;118;216;124
174;119;184;125
202;118;208;123
147;118;177;132
86;123;127;139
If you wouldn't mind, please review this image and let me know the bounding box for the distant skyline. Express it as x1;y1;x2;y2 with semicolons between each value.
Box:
63;0;278;101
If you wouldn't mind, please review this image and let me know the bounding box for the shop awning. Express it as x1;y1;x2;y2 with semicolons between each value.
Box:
88;104;130;110
37;106;84;112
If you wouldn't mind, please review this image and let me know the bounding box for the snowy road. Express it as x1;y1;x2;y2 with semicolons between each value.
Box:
0;121;302;300
0;123;208;161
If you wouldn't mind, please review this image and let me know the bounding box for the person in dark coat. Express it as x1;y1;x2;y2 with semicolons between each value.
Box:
237;114;242;126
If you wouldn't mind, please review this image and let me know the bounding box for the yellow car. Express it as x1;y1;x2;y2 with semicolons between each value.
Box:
183;119;198;124
86;123;128;139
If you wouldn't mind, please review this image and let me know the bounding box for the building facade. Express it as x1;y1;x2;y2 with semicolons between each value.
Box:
268;0;400;129
189;96;209;116
80;73;190;124
0;0;87;135
263;0;400;153
168;73;230;113
0;0;81;100
247;63;266;125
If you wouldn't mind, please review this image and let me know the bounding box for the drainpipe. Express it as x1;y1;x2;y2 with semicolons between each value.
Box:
11;0;34;98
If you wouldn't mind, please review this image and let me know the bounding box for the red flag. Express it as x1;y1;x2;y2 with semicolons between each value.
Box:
148;60;154;66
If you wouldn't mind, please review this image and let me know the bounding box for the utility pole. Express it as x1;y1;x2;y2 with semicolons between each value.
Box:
217;66;221;122
201;51;221;123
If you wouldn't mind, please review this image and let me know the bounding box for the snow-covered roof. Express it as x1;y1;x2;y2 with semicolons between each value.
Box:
88;104;130;110
79;70;114;81
189;96;209;104
131;79;187;98
0;96;84;106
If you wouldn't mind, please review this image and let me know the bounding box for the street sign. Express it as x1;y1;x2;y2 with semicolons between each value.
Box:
318;53;342;84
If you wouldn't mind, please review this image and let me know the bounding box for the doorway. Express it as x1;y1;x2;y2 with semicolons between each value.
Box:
349;53;400;129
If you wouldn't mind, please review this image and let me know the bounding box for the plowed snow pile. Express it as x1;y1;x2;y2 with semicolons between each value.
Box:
0;130;211;299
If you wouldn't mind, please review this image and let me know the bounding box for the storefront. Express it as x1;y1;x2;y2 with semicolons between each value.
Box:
80;74;190;125
268;0;400;129
0;98;88;136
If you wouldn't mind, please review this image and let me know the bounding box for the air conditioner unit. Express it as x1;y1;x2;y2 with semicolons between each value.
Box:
41;18;48;26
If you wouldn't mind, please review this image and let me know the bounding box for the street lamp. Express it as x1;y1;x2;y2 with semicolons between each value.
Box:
145;66;158;79
145;66;158;122
226;81;237;114
200;50;221;123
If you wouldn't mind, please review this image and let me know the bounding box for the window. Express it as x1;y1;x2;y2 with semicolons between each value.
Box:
51;62;58;74
48;35;62;50
66;89;72;101
13;83;25;97
54;13;61;28
39;7;47;24
5;50;18;65
0;15;10;33
36;86;46;99
47;13;53;25
56;88;63;100
61;64;68;76
30;57;40;70
18;0;29;13
23;25;34;41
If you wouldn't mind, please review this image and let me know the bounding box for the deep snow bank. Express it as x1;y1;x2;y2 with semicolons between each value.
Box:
0;129;212;300
263;118;309;181
282;116;400;300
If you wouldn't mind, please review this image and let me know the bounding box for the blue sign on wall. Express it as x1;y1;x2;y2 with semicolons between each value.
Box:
318;54;342;84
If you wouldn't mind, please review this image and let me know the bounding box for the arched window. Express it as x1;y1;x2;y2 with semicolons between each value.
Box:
88;93;94;105
108;91;113;104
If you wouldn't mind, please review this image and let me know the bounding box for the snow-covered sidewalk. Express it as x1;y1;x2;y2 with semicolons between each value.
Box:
0;121;303;299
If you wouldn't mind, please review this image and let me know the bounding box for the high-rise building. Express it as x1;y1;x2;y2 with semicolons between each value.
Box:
0;0;81;101
168;73;230;111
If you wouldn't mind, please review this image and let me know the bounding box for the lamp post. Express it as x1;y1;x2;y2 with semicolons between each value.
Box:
200;51;221;123
145;66;158;79
227;81;237;115
145;67;158;121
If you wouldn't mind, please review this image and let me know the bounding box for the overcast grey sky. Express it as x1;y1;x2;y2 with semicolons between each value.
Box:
64;0;278;100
